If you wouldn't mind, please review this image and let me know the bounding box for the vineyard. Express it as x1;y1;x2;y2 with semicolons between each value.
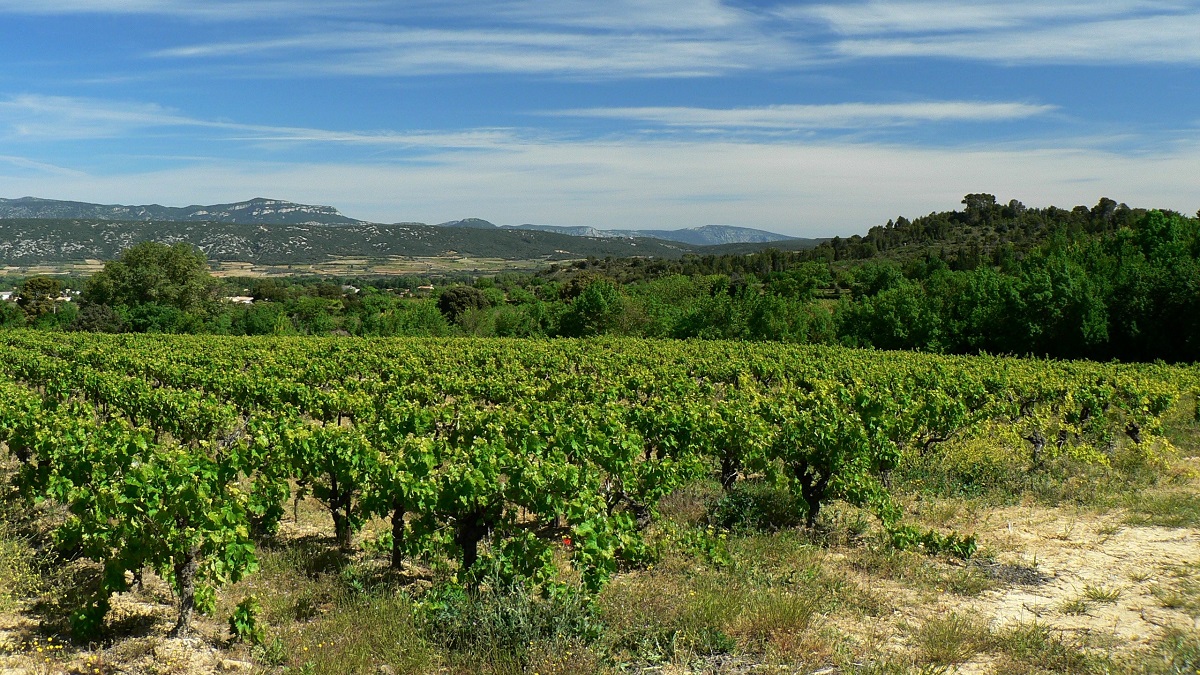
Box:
0;331;1197;673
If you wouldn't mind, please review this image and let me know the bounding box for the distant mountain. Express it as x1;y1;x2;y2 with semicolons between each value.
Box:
510;225;610;238
617;225;798;246
434;221;798;246
434;218;500;230
0;219;700;265
0;197;362;226
1;198;800;246
0;197;821;266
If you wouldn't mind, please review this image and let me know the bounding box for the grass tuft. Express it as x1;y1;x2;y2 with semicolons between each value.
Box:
1082;584;1121;603
1059;597;1090;616
911;613;989;666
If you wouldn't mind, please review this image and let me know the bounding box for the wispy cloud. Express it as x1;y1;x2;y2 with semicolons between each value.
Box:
7;1;1200;74
0;154;87;176
0;0;382;19
797;0;1200;65
555;101;1057;130
0;94;1060;155
448;0;747;31
0;94;517;148
0;0;750;30
790;1;1180;35
835;13;1200;64
0;95;201;140
0;1;799;79
154;25;799;79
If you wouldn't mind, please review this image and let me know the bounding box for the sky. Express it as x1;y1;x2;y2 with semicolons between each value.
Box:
0;1;1198;236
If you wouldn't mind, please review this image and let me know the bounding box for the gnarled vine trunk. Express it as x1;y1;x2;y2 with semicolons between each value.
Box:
455;510;492;577
169;545;200;638
327;475;355;550
720;453;740;490
796;467;829;529
390;501;406;570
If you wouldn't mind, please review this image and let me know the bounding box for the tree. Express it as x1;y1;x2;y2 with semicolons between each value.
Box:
558;278;625;337
0;300;25;328
961;193;998;226
70;303;127;333
962;193;997;212
436;286;490;322
17;276;62;319
82;242;218;316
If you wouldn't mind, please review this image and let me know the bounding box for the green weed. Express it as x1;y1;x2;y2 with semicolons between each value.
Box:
0;522;40;612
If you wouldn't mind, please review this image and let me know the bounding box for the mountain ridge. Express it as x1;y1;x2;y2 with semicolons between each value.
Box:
432;218;798;246
0;218;714;266
508;223;797;246
0;197;799;246
0;196;361;226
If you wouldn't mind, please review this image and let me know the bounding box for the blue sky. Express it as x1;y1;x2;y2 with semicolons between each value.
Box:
0;1;1198;235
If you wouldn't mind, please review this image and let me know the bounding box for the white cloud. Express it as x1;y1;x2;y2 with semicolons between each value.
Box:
0;95;199;140
0;0;749;30
0;0;380;19
0;0;790;81
1;1;795;79
154;23;799;78
835;12;1200;64
0;94;517;148
790;1;1181;35
9;1;1200;73
454;0;746;31
797;0;1200;65
0;154;86;176
555;101;1056;130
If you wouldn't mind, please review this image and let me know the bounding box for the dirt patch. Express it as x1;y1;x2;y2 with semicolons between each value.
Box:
952;507;1200;651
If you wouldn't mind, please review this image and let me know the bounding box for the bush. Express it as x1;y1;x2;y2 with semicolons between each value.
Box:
230;595;266;645
711;482;806;532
